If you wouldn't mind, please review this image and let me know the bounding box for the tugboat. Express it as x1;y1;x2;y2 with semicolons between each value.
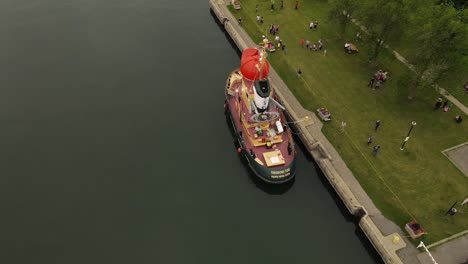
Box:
224;44;296;184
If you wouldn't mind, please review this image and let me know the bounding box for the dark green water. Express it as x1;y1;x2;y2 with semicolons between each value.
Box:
0;1;380;263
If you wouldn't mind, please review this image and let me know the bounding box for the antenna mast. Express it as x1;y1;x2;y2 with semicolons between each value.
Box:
256;40;269;80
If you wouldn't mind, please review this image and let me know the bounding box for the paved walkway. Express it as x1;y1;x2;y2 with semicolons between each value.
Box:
418;234;468;264
443;143;468;178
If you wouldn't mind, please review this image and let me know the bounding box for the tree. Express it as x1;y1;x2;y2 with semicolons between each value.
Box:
359;0;413;63
440;0;467;9
328;0;359;36
407;2;468;98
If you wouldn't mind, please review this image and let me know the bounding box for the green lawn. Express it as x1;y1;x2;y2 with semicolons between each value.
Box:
229;0;468;244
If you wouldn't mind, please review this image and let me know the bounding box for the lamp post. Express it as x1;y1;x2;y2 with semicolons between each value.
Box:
417;241;438;264
400;121;417;151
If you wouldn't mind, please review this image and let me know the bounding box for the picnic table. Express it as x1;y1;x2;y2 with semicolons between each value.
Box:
317;108;331;121
232;0;241;10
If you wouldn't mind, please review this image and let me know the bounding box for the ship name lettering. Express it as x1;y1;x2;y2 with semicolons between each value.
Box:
271;172;290;178
271;170;285;175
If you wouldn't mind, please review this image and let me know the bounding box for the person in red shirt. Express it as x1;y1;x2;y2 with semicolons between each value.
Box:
300;39;305;48
294;0;299;9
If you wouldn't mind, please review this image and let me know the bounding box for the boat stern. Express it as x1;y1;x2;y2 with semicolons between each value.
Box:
247;154;296;184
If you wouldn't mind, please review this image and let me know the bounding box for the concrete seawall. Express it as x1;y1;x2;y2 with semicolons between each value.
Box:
209;0;409;263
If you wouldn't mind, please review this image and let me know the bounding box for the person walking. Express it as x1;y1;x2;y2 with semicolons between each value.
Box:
294;0;299;10
368;77;375;88
442;100;449;110
300;39;305;48
434;97;443;110
373;80;382;90
372;145;381;156
281;0;284;9
256;4;259;13
341;121;347;132
297;68;302;78
375;120;381;132
238;17;242;26
367;135;374;146
305;39;310;49
318;39;323;50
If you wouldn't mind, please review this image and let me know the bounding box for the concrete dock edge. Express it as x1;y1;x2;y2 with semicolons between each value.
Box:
209;1;409;263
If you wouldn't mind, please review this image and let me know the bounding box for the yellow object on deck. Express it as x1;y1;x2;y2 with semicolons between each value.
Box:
254;158;264;166
263;150;285;167
260;122;269;130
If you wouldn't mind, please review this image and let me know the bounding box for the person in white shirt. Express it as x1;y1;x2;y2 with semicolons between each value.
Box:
344;43;351;53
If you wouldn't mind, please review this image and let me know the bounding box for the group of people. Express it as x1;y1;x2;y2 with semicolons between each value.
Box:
368;69;388;90
269;24;280;35
340;119;382;156
367;120;382;156
269;0;285;11
300;39;323;51
262;34;287;53
309;21;319;30
256;15;264;24
433;97;462;123
259;0;298;12
434;97;451;112
262;35;275;51
274;35;285;50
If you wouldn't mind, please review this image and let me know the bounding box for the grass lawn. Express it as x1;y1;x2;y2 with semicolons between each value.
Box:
229;0;468;244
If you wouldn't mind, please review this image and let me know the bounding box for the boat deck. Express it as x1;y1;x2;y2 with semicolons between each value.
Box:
226;70;294;169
